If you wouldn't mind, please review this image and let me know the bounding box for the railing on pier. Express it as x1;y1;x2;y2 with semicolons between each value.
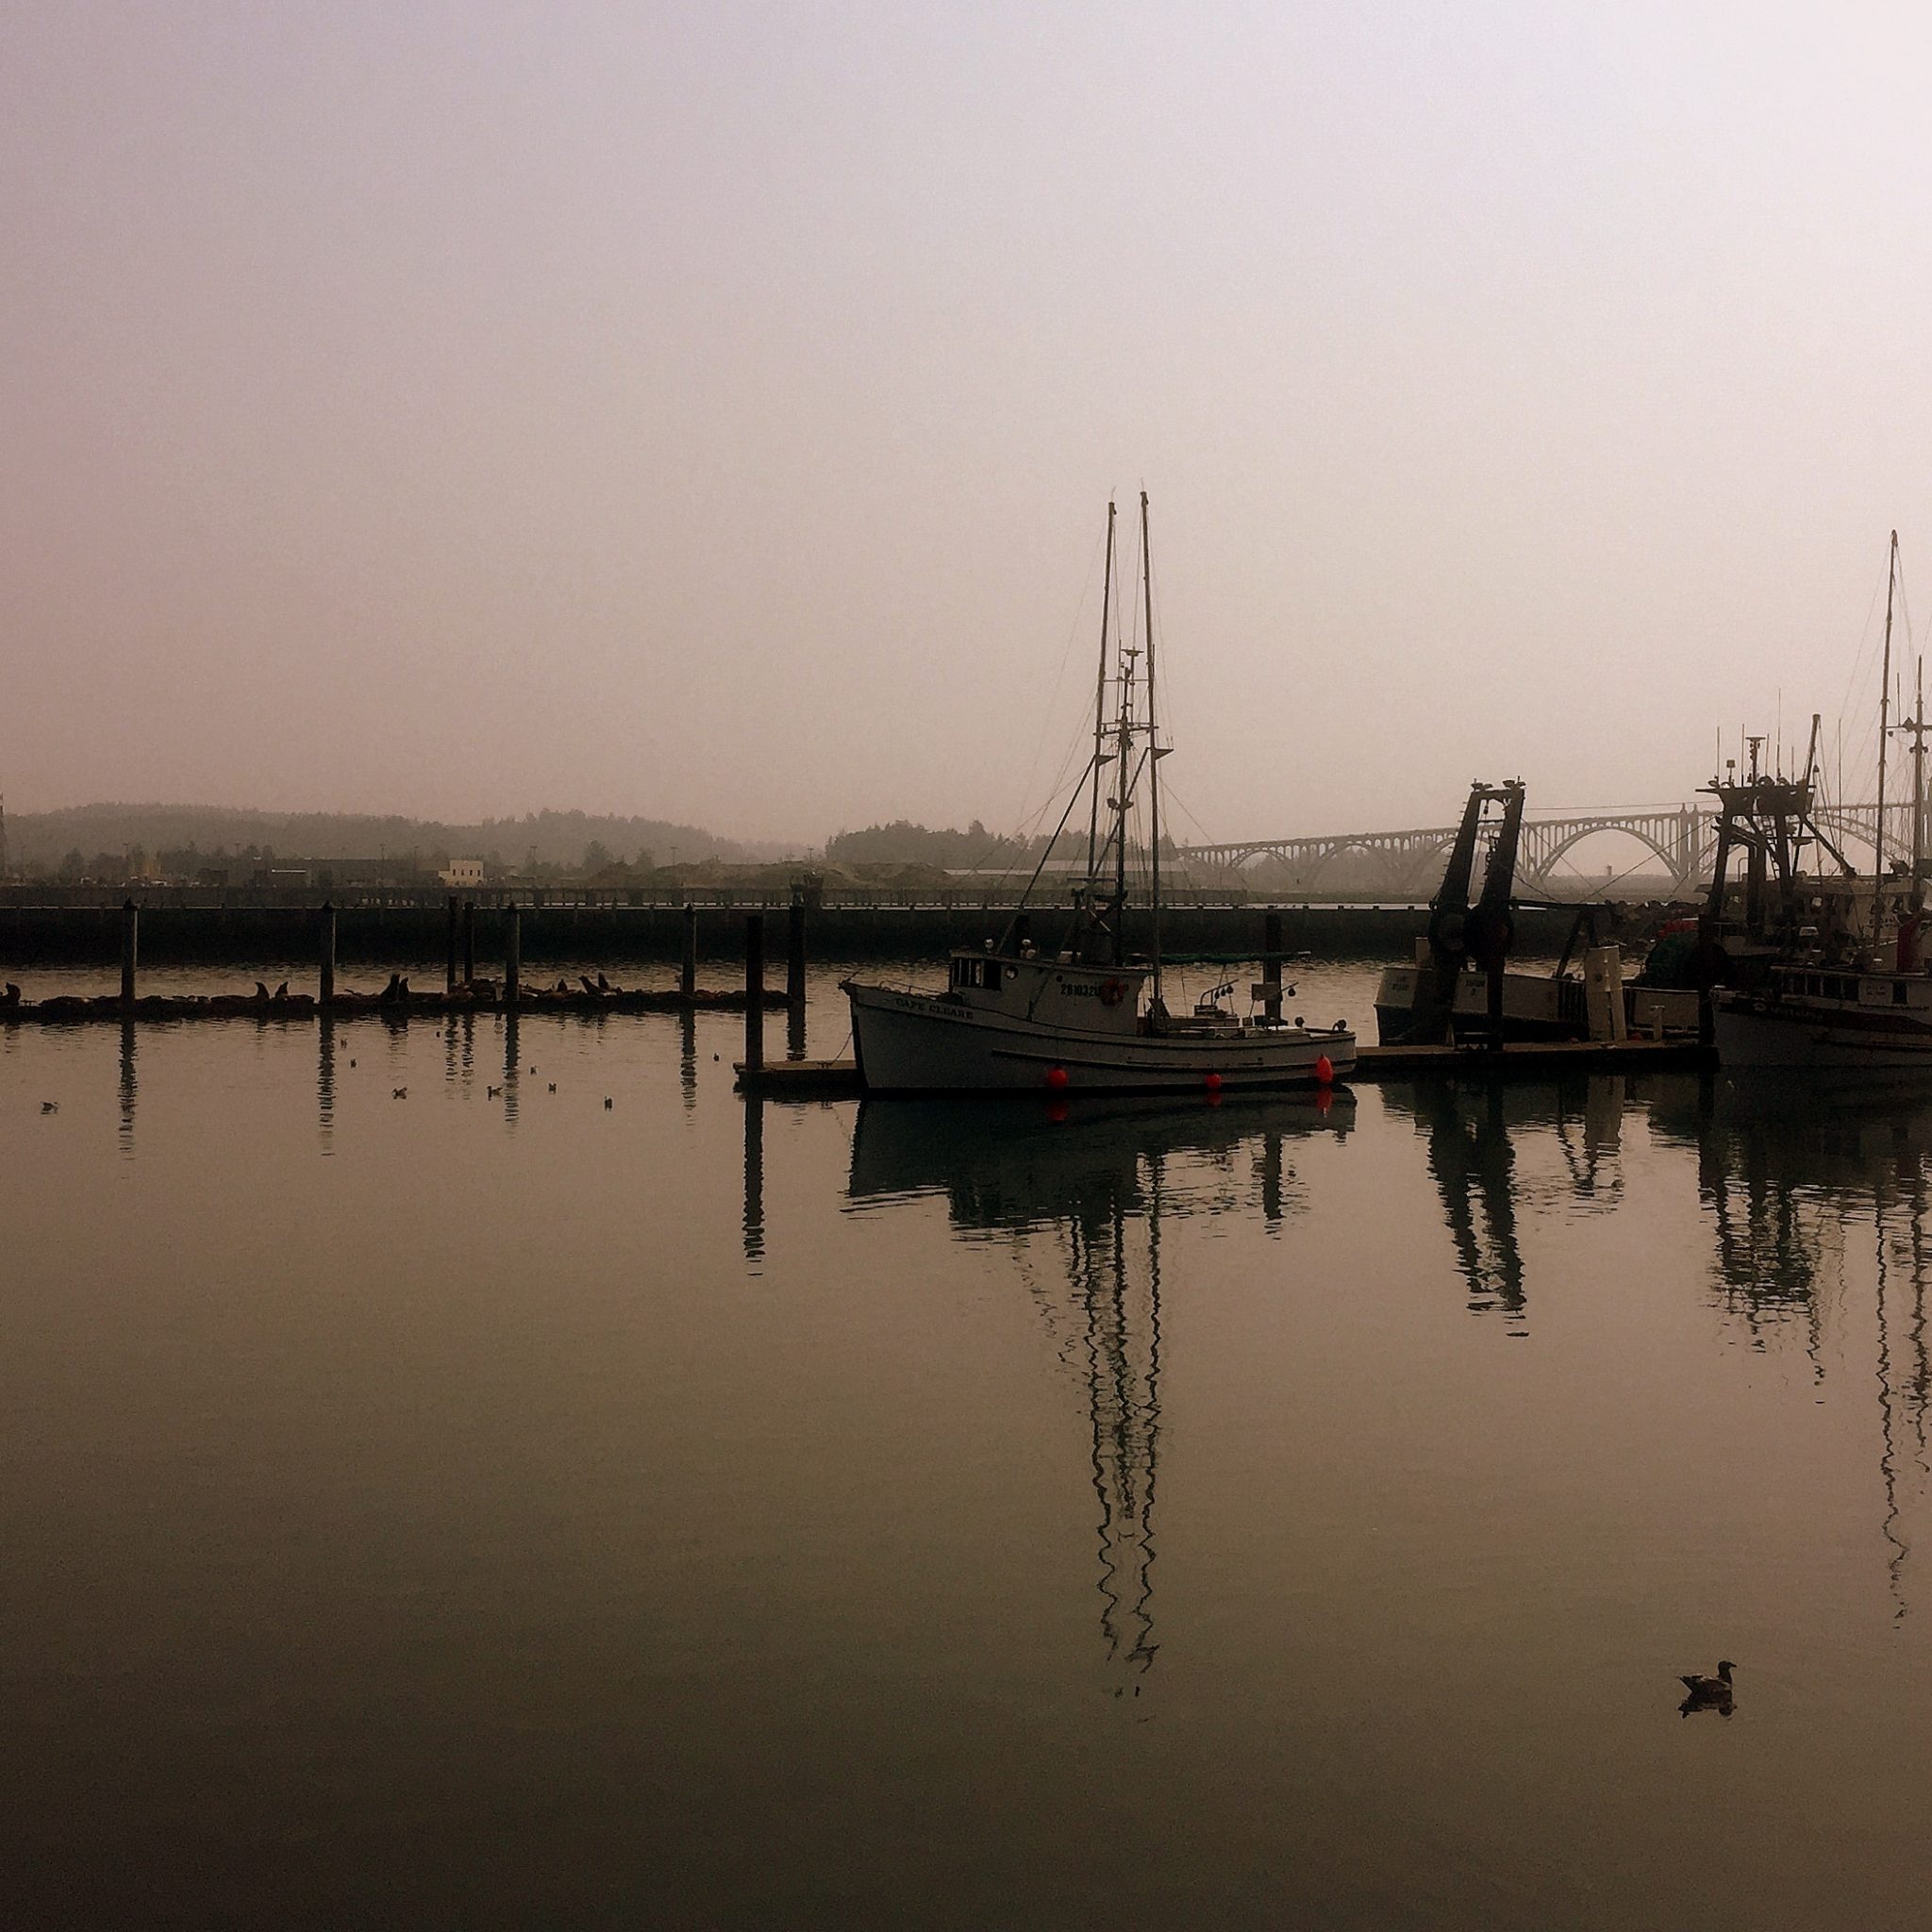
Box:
0;883;1270;914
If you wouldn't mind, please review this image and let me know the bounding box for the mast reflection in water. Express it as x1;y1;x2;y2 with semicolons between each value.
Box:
845;1089;1355;1691
1653;1073;1932;1616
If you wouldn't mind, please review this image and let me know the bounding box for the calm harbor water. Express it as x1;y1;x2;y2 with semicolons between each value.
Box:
7;960;1932;1926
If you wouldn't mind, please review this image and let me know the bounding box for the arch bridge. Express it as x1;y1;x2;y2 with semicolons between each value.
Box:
1178;802;1919;900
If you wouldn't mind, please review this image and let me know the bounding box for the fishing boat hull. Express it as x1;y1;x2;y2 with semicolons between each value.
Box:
1712;991;1932;1069
846;982;1355;1094
1374;964;1700;1042
1374;964;1584;1043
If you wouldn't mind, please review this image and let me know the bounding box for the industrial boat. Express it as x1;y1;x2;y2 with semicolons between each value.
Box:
1711;531;1932;1069
1369;779;1698;1047
841;495;1357;1095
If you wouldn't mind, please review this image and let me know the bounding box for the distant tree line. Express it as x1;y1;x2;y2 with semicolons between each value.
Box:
8;804;772;881
825;820;1177;870
825;820;1066;870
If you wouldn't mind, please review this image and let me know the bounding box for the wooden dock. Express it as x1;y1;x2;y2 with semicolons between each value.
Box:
735;1036;1707;1097
1350;1037;1706;1075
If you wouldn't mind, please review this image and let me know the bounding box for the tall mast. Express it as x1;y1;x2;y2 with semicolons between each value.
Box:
1112;621;1133;971
1876;528;1898;933
1085;502;1116;893
1916;658;1926;896
1141;491;1163;1008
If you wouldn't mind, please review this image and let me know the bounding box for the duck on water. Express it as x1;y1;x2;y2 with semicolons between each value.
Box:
1678;1659;1736;1717
841;494;1357;1096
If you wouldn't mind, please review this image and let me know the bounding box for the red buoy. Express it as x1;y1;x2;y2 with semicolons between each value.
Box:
1314;1054;1334;1086
1045;1064;1070;1091
1204;1071;1223;1092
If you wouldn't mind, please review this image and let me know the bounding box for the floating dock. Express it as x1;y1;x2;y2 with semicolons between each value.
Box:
735;1036;1707;1097
0;985;792;1024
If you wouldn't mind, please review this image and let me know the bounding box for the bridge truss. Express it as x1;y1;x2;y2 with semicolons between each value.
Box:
1177;802;1921;900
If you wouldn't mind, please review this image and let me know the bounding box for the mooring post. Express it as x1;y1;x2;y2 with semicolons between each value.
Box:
1262;908;1283;1023
744;911;764;1078
681;901;698;1000
461;898;476;986
505;901;521;1008
120;897;139;1008
787;892;807;1009
319;900;337;1008
445;895;458;996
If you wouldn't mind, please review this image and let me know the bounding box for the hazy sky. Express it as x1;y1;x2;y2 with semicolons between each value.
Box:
8;3;1932;848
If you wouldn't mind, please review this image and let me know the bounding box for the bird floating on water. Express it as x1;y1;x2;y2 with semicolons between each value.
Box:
41;1100;58;1113
487;1085;502;1098
392;1087;408;1099
548;1082;557;1092
1678;1660;1736;1717
604;1096;613;1108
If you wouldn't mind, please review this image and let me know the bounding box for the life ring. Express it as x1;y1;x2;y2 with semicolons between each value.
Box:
1099;977;1126;1008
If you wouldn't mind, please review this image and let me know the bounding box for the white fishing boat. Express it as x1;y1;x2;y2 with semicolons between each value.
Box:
1712;963;1932;1067
1713;531;1932;1069
842;495;1357;1096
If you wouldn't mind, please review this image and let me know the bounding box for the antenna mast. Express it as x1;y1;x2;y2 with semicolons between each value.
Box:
1086;502;1116;895
1876;530;1898;935
1894;658;1931;901
1112;600;1135;972
1141;491;1163;1010
1917;659;1927;897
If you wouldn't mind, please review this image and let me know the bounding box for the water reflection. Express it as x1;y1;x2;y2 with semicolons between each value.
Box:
317;1017;337;1155
117;1019;137;1158
680;1009;698;1114
847;1091;1355;1691
1377;1075;1631;1333
742;1097;765;1269
502;1013;520;1130
847;1090;1354;1235
1654;1074;1932;1615
1421;1083;1524;1326
1074;1176;1161;1688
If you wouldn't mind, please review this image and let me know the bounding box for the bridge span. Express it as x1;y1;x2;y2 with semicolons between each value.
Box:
1177;802;1916;900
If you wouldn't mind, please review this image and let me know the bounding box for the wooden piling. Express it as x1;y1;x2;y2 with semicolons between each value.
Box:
445;895;458;996
319;901;337;1008
1262;909;1283;1023
681;902;698;1000
461;899;476;986
120;898;138;1008
505;902;521;1008
788;894;807;1008
744;912;764;1076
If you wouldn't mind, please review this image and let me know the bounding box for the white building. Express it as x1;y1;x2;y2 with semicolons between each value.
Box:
440;858;486;889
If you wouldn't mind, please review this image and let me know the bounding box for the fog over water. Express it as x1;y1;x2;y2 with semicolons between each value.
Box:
8;6;1932;847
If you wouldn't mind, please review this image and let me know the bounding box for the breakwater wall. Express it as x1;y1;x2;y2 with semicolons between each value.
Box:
0;901;1584;970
